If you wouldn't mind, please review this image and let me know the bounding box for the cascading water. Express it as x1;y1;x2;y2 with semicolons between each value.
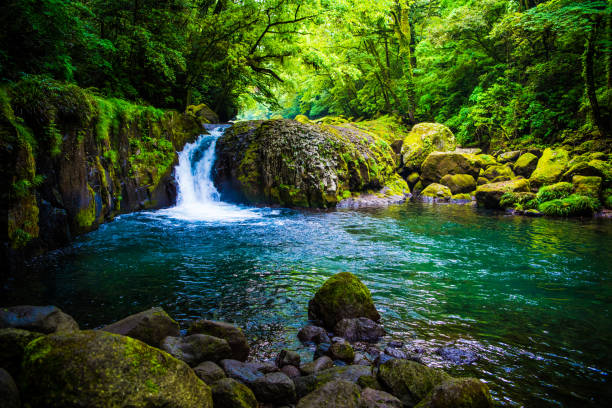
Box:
161;125;260;221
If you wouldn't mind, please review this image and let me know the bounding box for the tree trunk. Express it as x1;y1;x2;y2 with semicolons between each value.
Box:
583;20;609;138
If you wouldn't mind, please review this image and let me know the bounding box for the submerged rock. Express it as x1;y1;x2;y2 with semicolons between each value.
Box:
194;361;226;384
415;378;493;408
188;320;250;361
101;307;179;348
20;330;213;407
0;328;44;377
297;379;362;408
0;368;20;408
334;317;384;342
0;305;78;333
161;334;233;366
400;123;456;173
436;347;478;365
211;378;257;408
308;272;380;330
298;325;331;344
377;359;451;407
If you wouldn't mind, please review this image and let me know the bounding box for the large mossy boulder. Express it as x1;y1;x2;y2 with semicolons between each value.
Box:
475;179;531;209
377;359;451;407
482;165;514;181
414;378;493;408
530;148;569;187
308;272;380;330
211;378;257;408
294;365;372;398
0;368;20;408
419;183;452;202
0;328;44;377
188;320;250;361
439;174;476;194
0;305;78;333
296;379;362;408
20;330;213;408
420;152;480;186
186;103;219;125
572;175;601;198
513;153;538;178
101;307;180;348
214;119;402;208
400;123;456;173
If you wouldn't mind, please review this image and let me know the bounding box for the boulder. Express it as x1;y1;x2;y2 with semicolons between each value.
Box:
439;174;476;194
563;159;612;182
419;183;452;202
297;379;362;408
436;347;478;365
188;320;250;361
476;177;488;186
0;328;44;377
0;368;20;408
161;334;233;366
194;361;226;384
513;153;538;178
300;356;334;376
482;165;514;181
314;342;332;360
251;372;297;404
400;123;456;173
282;364;302;378
530;148;569;187
220;359;264;385
0;305;78;333
20;330;212;408
186;103;219;125
407;172;420;186
295;365;371;398
211;378;257;408
276;349;301;368
473;154;497;168
572;175;601;198
308;272;380;330
384;347;408;360
475;179;531;209
298;325;331;344
360;387;403;408
101;307;179;348
497;151;521;163
334;317;384;342
327;341;355;363
420;152;480;185
358;375;384;390
414;378;493;408
377;359;451;407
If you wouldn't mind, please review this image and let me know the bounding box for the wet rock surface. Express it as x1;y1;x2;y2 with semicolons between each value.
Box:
101;307;179;348
0;305;78;334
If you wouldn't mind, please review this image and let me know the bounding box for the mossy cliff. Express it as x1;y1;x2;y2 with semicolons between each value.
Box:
0;77;202;265
214;118;408;208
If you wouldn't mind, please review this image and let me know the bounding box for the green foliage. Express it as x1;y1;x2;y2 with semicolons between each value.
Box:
538;194;600;216
536;182;574;203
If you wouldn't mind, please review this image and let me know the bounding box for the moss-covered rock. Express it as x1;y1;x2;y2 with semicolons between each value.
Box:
377;359;452;407
475;179;531;209
308;272;380;330
215;119;400;208
439;174;476;194
297;379;362;408
499;192;537;209
536;182;574;203
187;320;250;362
295;114;310;124
211;378;257;408
400;123;456;173
186;103;219;125
414;378;493;408
294;365;372;398
300;356;334;376
327;341;355;363
101;307;179;348
530;148;569;187
420;152;480;185
482;164;514;181
572;176;601;198
0;328;44;377
513;153;539;178
420;183;452;202
474;154;497;168
497;151;521;163
20;330;213;408
161;334;233;366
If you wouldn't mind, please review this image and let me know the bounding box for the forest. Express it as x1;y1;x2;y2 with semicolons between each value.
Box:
1;0;610;147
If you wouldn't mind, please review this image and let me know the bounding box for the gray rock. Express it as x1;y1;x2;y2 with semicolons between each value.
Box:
497;151;521;163
251;372;296;404
300;356;334;376
357;375;383;391
0;368;20;408
0;328;44;377
221;359;264;385
101;307;179;348
298;325;331;344
384;347;407;360
188;320;250;361
360;387;402;408
161;334;232;366
194;361;226;384
281;364;301;378
296;379;361;408
0;305;78;334
334;318;384;342
414;378;493;408
294;365;371;398
353;352;371;366
373;353;395;367
327;341;355;363
248;360;279;374
436;347;478;365
276;349;301;368
211;378;257;408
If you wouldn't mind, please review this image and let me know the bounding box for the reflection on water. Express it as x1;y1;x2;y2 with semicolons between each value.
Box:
2;203;612;407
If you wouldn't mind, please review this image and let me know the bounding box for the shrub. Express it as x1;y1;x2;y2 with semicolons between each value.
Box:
536;182;574;203
538;194;600;217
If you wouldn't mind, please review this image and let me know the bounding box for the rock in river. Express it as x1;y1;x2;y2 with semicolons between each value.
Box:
162;334;233;366
298;325;331;344
0;305;78;333
415;378;493;408
188;319;250;361
334;317;384;342
101;306;179;348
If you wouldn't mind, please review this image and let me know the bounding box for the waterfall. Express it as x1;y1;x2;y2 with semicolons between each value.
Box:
162;125;260;221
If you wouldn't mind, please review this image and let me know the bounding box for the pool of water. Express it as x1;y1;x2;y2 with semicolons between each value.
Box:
3;203;611;407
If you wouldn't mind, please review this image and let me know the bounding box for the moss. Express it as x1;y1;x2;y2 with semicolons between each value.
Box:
572;175;601;198
401;123;456;171
530;148;569;187
536;182;574;203
415;378;493;408
421;183;452;199
482;164;514;181
75;184;97;228
440;174;476;194
499;192;537;209
539;194;600;217
451;193;472;201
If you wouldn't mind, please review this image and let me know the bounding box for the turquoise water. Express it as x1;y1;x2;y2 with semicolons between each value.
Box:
5;203;612;407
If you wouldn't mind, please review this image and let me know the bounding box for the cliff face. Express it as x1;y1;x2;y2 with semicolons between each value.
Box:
1;78;203;268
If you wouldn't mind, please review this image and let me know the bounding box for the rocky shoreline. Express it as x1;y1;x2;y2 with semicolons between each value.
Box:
0;272;494;407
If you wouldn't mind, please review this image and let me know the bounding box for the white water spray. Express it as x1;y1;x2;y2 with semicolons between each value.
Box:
162;125;260;222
